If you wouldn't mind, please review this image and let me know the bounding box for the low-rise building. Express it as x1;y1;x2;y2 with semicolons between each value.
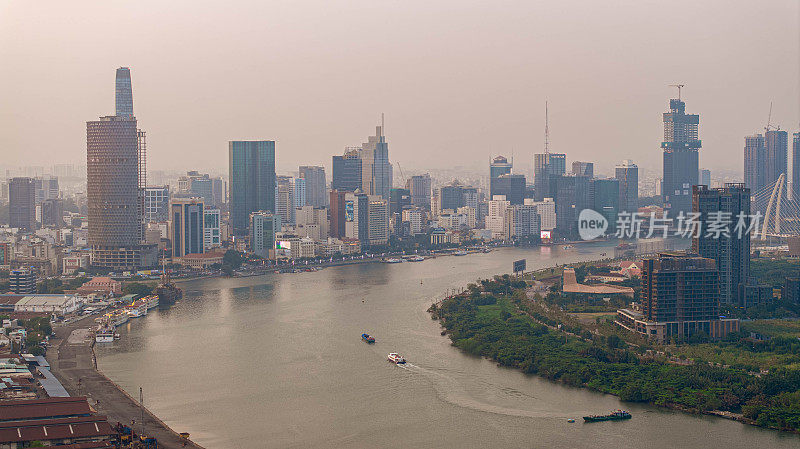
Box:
4;294;80;315
76;277;122;297
176;251;224;269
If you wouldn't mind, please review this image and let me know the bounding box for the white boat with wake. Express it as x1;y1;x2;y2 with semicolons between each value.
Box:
387;353;406;364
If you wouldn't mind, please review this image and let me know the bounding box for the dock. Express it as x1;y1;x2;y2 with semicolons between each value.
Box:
46;316;204;449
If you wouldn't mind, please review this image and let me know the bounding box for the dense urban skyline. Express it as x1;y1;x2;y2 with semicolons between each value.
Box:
1;1;798;174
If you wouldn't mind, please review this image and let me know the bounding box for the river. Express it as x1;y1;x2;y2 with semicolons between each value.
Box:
95;241;800;448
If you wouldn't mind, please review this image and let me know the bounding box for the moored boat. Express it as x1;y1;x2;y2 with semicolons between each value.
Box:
95;324;116;343
583;410;631;422
407;256;425;262
126;299;148;318
453;251;467;256
387;353;406;364
110;310;129;327
383;258;403;263
155;270;183;305
145;295;159;310
361;333;375;343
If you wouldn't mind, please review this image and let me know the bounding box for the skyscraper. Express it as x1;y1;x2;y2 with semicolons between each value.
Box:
661;95;700;217
489;155;513;199
144;186;170;222
170;197;205;258
87;68;153;269
359;123;392;199
229;140;276;235
764;129;788;195
692;184;750;305
329;190;348;238
492;174;526;205
87;115;142;268
699;169;711;187
331;148;362;192
9;177;36;232
590;178;619;232
554;174;590;240
275;175;295;225
299;166;327;207
793;132;800;201
615;160;638;214
407;174;432;210
533;153;566;200
744;134;766;192
571;161;594;178
115;67;133;117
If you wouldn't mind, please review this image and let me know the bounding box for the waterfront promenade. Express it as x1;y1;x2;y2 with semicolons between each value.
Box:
47;315;204;449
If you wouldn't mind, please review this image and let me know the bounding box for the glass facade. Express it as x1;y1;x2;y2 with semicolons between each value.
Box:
229;141;276;235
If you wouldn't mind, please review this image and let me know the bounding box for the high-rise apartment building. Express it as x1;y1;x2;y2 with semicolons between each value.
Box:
407;174;432;210
366;196;389;246
331;148;362;192
692;184;750;305
527;198;556;231
503;204;541;240
229;140;276;235
144;186;170;222
250;212;281;258
344;192;369;244
293;177;306;212
487;196;510;239
571;161;594;178
299;166;327;207
744;134;766;192
9;177;36;232
630;252;732;342
764;130;788;193
615;160;638;214
661;96;700;217
170;198;205;258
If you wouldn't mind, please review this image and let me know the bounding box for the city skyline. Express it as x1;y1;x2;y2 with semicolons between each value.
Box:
1;1;797;174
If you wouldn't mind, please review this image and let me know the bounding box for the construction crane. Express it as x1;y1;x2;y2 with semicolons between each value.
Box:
765;101;780;132
669;83;685;100
396;161;407;186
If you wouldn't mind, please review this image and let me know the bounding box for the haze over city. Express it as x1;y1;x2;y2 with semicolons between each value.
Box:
1;0;798;174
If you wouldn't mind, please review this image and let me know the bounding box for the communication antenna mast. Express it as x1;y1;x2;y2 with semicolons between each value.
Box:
669;84;685;100
544;101;550;155
381;112;385;136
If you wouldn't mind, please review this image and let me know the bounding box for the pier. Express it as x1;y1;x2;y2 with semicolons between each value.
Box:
47;316;204;449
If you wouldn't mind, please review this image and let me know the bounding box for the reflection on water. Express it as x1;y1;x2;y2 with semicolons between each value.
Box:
96;243;799;449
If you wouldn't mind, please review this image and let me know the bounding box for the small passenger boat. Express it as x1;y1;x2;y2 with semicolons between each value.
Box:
361;333;375;343
387;353;406;364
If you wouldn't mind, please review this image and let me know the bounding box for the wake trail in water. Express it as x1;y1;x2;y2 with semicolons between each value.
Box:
393;359;575;420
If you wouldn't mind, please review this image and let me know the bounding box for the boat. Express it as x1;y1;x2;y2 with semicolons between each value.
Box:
453;251;468;256
155;268;183;305
567;419;575;423
563;245;575;250
126;299;148;318
383;258;403;263
95;324;115;343
361;333;375;343
387;353;406;364
407;256;425;262
145;295;159;310
109;310;129;327
583;410;631;422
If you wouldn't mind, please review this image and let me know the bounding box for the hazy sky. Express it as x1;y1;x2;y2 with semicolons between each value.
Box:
1;0;798;177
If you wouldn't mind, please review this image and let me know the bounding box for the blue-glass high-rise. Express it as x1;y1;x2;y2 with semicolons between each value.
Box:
229;141;276;235
662;98;700;217
115;67;134;117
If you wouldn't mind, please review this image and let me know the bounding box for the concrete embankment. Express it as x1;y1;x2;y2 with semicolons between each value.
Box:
47;316;204;449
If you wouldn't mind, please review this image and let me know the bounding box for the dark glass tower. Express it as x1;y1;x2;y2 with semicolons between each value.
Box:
331;148;362;192
692;184;750;305
229;141;276;235
489;155;512;199
115;67;134;117
9;177;36;232
793;132;800;201
662;97;700;217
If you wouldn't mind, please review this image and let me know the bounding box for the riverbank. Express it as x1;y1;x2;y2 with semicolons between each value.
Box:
429;275;800;434
47;315;204;449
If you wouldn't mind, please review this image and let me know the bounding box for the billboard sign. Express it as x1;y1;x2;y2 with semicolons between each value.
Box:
513;259;526;273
